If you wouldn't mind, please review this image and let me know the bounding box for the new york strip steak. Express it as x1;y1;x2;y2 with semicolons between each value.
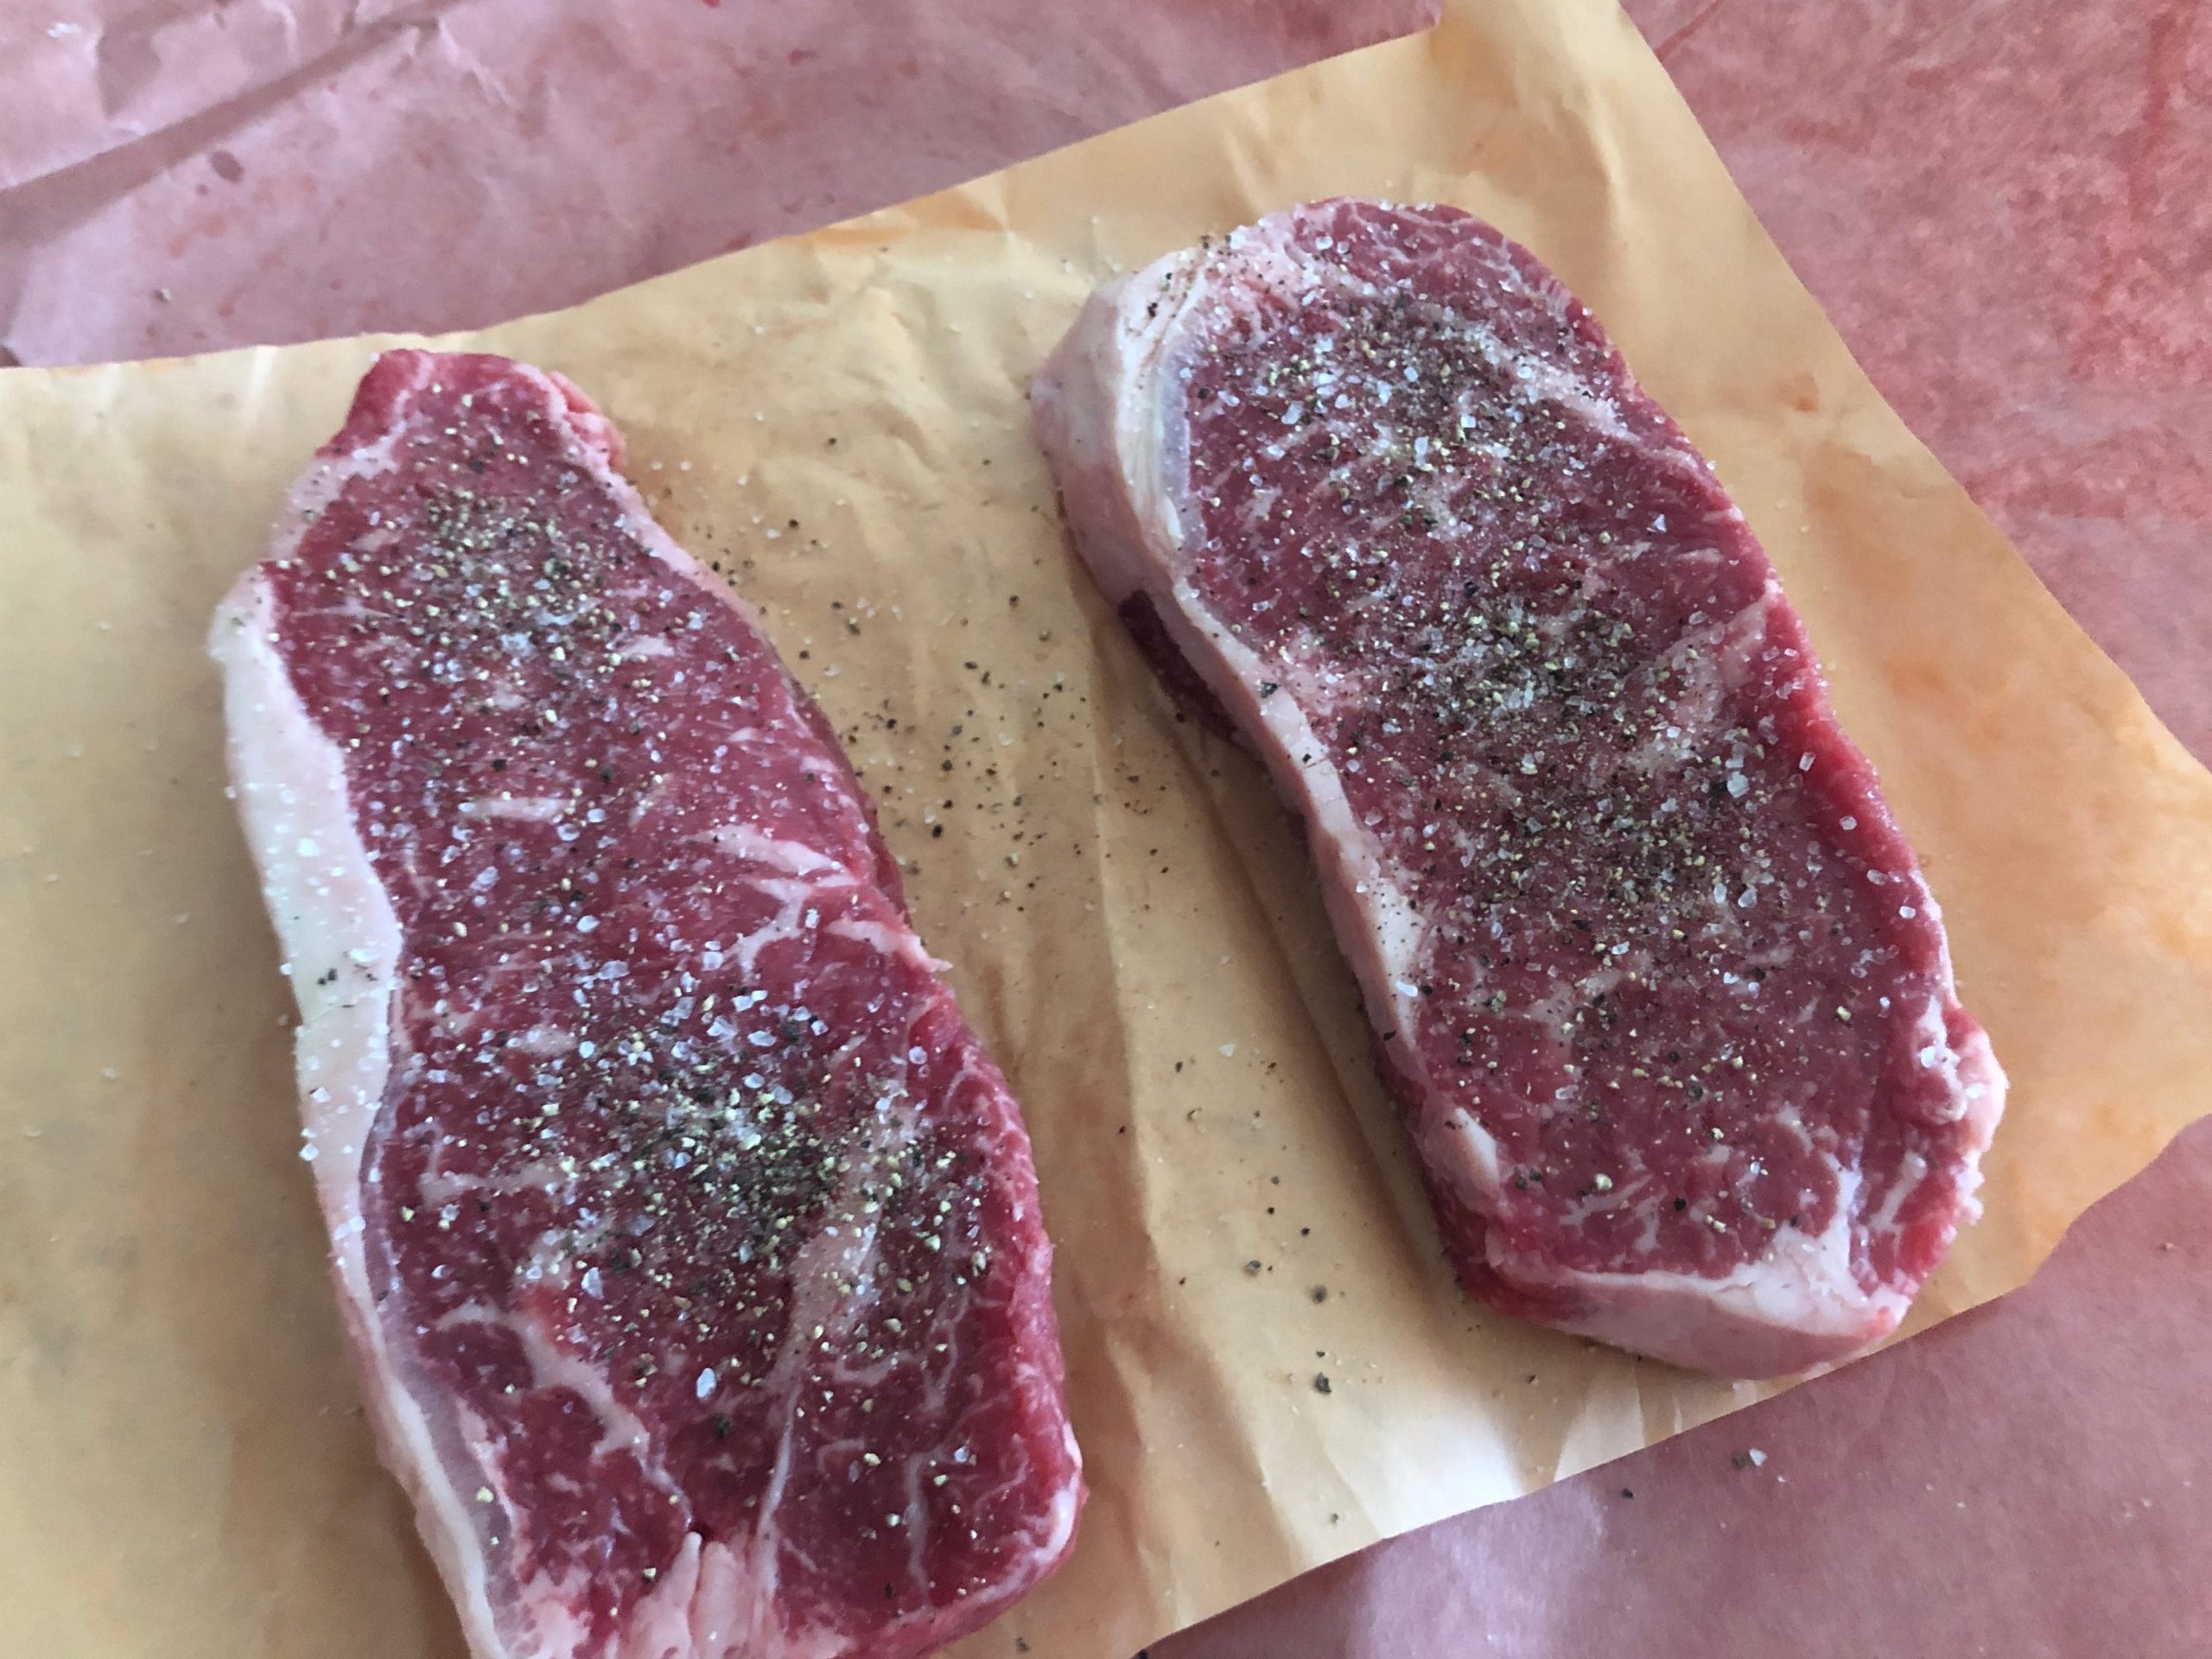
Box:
213;351;1080;1659
1033;200;2005;1377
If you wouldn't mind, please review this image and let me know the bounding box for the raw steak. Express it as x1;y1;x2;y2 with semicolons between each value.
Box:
213;350;1081;1658
1033;200;2005;1377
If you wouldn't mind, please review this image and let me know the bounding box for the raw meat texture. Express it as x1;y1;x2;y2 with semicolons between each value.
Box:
212;350;1081;1659
1033;200;2005;1377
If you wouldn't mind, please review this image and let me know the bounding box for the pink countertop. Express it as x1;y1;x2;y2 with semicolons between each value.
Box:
4;0;2203;1650
0;0;1434;362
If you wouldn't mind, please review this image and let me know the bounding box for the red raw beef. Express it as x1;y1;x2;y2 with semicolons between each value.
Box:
1033;200;2005;1377
213;350;1081;1658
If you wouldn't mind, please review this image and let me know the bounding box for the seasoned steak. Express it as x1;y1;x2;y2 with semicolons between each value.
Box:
213;351;1081;1658
1033;200;2004;1376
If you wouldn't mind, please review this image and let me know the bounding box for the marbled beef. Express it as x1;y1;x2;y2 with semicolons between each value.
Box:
213;351;1080;1658
1033;200;2005;1377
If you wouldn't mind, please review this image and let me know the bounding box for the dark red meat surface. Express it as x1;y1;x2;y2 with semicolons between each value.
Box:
1035;201;2004;1375
246;351;1078;1657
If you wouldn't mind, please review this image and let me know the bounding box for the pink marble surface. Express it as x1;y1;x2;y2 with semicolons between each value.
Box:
0;0;1436;364
2;1;2204;1652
